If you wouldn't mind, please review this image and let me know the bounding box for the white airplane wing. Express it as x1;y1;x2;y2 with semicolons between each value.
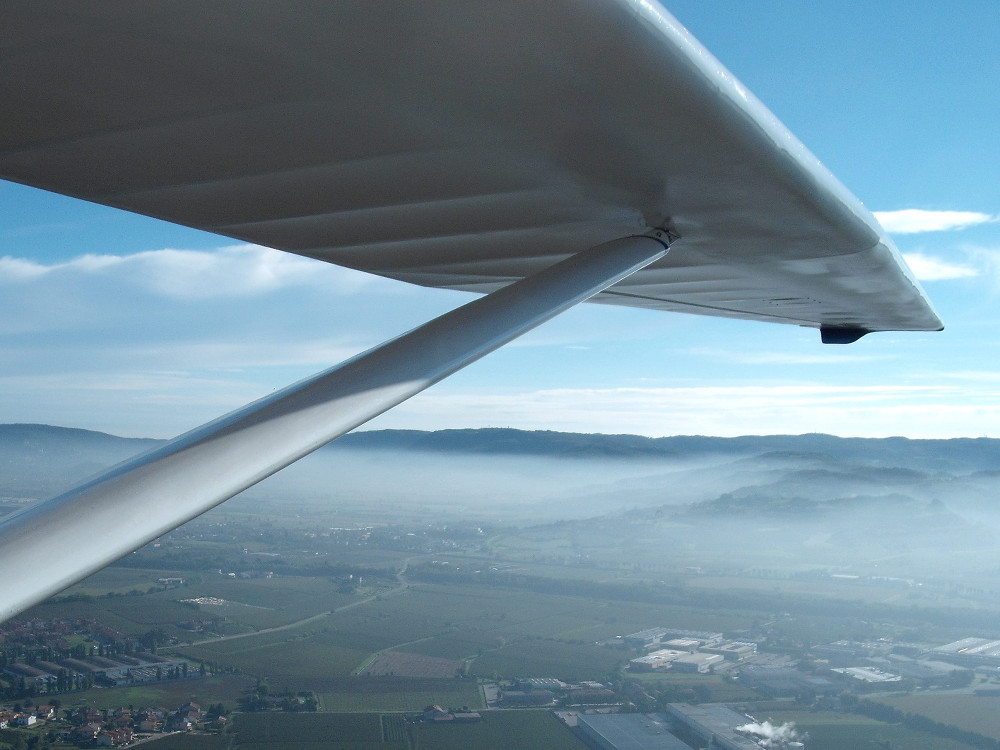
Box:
1;1;939;339
0;2;941;621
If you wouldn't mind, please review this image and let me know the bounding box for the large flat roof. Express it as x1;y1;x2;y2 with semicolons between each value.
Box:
576;713;691;750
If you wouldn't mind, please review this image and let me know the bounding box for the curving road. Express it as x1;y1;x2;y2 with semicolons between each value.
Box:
187;559;414;646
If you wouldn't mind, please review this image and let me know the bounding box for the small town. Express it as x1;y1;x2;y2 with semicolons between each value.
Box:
3;611;1000;749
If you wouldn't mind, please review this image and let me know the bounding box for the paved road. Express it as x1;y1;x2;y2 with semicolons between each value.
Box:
187;559;414;646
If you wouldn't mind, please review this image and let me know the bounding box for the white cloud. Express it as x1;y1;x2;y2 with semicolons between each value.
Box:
0;244;385;298
874;209;995;234
0;255;50;280
0;243;464;345
963;246;1000;280
133;245;377;299
901;252;978;281
939;370;1000;383
0;244;471;419
689;347;880;365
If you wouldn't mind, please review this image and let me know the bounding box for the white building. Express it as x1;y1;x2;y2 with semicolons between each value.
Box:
672;653;724;673
629;649;685;672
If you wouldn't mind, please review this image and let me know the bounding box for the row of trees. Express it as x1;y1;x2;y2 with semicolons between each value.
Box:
848;696;1000;750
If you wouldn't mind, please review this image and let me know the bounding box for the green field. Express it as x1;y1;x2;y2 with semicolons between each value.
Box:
143;735;230;750
229;712;406;749
317;678;482;712
181;583;665;690
413;710;587;750
764;709;983;750
187;637;372;685
190;576;370;626
26;570;375;642
402;635;493;661
470;638;625;682
52;566;180;596
68;674;255;711
235;713;381;742
686;574;915;603
143;713;409;750
879;692;1000;741
142;710;584;750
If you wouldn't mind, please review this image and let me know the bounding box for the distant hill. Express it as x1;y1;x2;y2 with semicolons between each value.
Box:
0;424;160;499
2;423;999;504
332;428;1000;473
6;424;999;581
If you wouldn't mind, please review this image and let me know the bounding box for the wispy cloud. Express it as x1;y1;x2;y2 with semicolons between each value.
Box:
0;243;462;337
689;347;880;365
0;244;383;298
874;209;995;234
0;243;462;388
901;252;978;281
0;255;50;280
963;246;1000;281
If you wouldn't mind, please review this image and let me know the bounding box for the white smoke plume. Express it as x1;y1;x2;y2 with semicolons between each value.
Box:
736;720;802;748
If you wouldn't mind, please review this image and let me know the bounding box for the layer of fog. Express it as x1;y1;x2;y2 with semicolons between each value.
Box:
237;443;1000;590
5;425;1000;593
238;447;739;523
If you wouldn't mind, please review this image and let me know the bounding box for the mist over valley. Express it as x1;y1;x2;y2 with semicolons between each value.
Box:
4;424;999;594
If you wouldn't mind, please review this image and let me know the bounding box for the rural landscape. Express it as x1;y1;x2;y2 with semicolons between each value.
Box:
2;424;1000;749
3;2;996;749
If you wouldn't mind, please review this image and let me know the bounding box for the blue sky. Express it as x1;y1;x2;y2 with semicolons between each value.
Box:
1;2;998;440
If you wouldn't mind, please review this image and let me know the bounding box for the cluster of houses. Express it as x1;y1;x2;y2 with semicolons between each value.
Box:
0;700;225;747
0;704;56;728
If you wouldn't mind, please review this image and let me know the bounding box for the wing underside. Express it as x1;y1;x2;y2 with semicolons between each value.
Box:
0;1;940;336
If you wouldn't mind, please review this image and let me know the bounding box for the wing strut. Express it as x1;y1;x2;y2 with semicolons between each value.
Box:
0;234;669;621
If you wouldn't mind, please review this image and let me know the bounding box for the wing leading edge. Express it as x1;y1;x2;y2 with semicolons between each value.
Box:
0;1;941;338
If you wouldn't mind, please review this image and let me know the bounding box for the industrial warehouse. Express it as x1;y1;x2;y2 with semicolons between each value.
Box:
625;628;757;674
565;704;804;750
